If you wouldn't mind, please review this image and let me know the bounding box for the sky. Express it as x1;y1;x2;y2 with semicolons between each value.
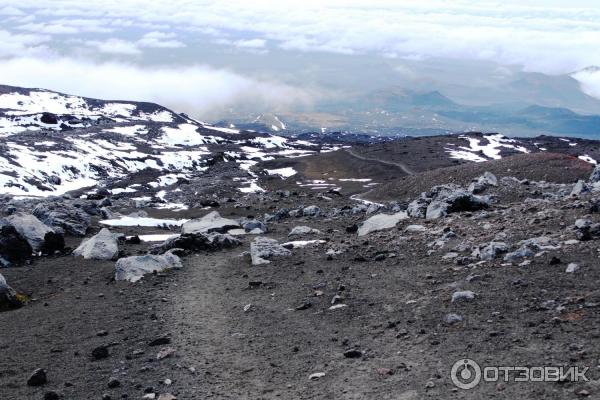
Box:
1;0;600;118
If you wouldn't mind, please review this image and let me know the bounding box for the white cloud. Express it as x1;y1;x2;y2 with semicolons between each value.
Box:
0;6;25;16
0;30;50;58
233;39;266;49
85;38;142;55
0;57;310;118
138;31;186;49
4;1;600;76
572;69;600;99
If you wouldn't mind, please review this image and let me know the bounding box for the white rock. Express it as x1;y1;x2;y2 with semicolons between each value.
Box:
357;211;408;236
115;251;182;282
73;228;119;260
250;237;291;265
309;372;326;380
181;211;240;234
565;263;580;273
451;290;475;302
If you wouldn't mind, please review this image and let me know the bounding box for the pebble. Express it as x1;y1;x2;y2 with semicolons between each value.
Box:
43;391;60;400
451;291;475;302
309;372;326;380
444;313;463;324
27;368;47;386
91;345;109;360
566;263;580;273
148;337;171;346
157;347;176;360
107;377;121;388
343;349;363;358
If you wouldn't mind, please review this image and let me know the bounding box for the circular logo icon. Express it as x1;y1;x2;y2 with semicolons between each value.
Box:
451;358;482;390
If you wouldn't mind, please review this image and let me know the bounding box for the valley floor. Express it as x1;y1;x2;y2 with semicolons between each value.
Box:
2;184;600;400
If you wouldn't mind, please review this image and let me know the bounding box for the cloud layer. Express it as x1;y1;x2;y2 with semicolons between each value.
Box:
2;0;600;113
3;0;600;74
0;57;310;118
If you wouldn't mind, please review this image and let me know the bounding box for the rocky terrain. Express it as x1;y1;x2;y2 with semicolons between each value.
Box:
2;86;600;400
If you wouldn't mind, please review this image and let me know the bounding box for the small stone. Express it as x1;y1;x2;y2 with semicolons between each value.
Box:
107;377;121;388
43;391;60;400
566;263;580;273
376;368;394;376
549;256;561;265
295;301;312;311
425;380;435;388
27;368;47;386
309;372;326;380
157;347;176;360
343;349;363;359
451;291;475;302
158;394;177;400
444;313;463;324
91;345;109;360
148;337;171;346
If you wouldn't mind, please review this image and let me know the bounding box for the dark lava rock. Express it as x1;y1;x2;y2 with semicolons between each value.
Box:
33;202;91;236
91;345;109;360
0;223;32;267
346;224;358;234
107;377;121;388
125;235;141;244
40;231;65;255
200;199;220;207
150;232;240;255
40;112;58;124
27;368;47;386
87;188;111;200
343;349;363;359
44;391;60;400
148;337;171;346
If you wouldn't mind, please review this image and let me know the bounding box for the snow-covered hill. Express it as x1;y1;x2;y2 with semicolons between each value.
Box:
0;85;333;197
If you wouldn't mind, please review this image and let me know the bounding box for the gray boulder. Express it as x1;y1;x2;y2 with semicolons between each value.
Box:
473;242;509;261
4;213;64;253
32;202;91;236
73;228;119;260
406;198;429;219
115;251;183;282
181;211;240;234
357;212;408;236
570;180;591;196
242;219;267;233
590;165;600;183
468;172;498;194
289;226;321;236
265;208;290;222
250;237;292;265
425;201;448;220
503;246;535;263
366;204;381;215
302;206;321;217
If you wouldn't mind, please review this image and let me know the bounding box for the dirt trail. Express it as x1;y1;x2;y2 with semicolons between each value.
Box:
345;148;415;175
